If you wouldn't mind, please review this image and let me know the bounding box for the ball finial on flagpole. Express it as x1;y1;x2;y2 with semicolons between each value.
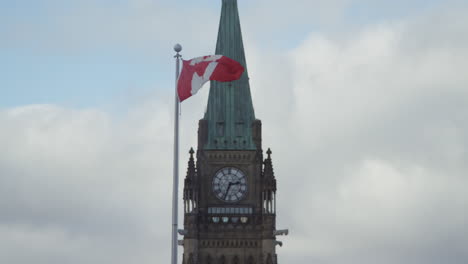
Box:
174;43;182;53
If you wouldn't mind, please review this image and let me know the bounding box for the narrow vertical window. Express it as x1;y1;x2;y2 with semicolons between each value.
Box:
217;122;225;136
235;122;244;136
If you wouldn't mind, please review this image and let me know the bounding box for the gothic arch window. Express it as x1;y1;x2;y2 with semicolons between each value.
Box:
233;255;239;264
206;254;212;264
247;255;254;264
266;254;273;264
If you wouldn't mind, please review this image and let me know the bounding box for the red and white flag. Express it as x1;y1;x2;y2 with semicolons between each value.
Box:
177;55;244;102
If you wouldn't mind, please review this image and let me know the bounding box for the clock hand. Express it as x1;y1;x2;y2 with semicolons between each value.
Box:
224;182;233;200
224;181;242;200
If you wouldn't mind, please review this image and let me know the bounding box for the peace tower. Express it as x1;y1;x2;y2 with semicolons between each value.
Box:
181;1;286;263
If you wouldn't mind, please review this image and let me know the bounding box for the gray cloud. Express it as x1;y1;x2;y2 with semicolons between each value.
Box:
0;101;175;263
249;5;468;264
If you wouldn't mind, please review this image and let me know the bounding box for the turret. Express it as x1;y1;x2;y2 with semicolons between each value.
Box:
183;148;198;214
263;148;277;214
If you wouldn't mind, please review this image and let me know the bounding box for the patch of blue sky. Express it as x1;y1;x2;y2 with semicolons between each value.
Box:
0;0;219;14
2;0;450;111
0;0;46;14
0;49;172;110
256;25;315;51
0;0;87;22
344;0;443;25
0;0;126;11
0;0;223;110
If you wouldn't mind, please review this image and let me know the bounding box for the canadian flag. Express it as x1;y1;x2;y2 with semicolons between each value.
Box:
177;55;244;102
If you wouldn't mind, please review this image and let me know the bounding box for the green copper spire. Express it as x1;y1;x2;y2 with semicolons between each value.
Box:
203;0;256;150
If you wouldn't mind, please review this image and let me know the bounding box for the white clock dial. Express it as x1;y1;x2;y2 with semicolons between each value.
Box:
212;167;247;202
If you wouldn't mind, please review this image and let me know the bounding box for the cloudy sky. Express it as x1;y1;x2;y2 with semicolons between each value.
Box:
1;0;468;263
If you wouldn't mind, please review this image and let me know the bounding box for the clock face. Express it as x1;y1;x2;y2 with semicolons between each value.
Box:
212;167;248;202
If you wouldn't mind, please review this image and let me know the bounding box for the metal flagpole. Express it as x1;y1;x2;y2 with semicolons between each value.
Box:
171;43;182;264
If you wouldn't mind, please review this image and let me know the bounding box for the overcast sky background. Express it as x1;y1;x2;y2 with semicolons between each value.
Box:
1;0;468;263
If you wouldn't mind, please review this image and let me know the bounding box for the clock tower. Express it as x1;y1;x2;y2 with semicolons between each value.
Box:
181;1;286;263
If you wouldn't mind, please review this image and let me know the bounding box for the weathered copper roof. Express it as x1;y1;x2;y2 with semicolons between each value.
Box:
203;0;256;150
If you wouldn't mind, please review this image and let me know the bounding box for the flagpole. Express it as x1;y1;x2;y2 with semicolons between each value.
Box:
171;43;182;264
